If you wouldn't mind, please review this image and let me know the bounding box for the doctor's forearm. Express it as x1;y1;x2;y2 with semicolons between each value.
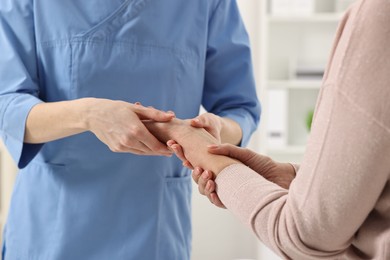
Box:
24;99;90;143
220;117;242;145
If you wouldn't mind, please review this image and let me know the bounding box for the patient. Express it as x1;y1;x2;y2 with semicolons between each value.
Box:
147;1;390;259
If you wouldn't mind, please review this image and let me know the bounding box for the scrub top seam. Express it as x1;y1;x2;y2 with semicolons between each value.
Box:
71;39;197;63
75;0;133;38
39;38;198;64
76;0;149;39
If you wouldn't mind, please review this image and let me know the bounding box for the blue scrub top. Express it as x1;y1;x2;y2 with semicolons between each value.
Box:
0;0;260;259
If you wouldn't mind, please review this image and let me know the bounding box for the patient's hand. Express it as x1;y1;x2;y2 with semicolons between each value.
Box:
168;142;296;208
192;167;226;209
208;144;296;189
144;118;238;172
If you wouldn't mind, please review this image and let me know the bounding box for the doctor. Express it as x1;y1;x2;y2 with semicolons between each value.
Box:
0;0;260;259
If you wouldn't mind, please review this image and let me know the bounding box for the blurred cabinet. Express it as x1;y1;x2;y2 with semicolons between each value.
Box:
258;0;355;164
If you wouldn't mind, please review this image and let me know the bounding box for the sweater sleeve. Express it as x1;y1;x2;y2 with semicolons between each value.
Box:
216;1;390;258
0;0;44;169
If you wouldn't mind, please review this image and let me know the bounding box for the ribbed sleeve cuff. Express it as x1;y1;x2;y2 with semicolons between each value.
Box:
290;163;300;174
215;164;287;227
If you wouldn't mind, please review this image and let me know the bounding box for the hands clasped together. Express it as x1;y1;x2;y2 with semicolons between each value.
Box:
91;101;295;209
168;142;296;209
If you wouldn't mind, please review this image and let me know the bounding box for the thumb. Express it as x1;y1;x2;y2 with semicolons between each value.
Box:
208;144;252;162
135;105;175;122
190;117;205;128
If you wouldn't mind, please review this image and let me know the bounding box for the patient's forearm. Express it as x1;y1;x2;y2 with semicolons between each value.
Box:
144;119;240;174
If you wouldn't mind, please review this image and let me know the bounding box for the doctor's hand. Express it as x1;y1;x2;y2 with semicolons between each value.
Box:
164;113;224;169
179;113;242;169
190;113;223;142
84;98;174;156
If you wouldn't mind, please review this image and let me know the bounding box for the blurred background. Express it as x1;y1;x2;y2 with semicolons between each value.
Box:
0;0;356;259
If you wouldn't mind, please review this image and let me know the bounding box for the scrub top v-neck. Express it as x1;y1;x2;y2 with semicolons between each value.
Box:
0;0;261;259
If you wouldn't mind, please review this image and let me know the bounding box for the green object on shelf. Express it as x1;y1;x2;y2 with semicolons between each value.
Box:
306;109;314;131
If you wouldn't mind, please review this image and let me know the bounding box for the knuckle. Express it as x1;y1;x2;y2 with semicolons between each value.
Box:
109;146;117;152
242;148;251;153
121;135;133;146
130;126;143;138
148;143;163;152
151;110;163;119
110;145;123;153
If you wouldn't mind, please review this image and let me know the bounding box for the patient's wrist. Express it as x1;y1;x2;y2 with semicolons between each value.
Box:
144;118;240;174
143;118;190;143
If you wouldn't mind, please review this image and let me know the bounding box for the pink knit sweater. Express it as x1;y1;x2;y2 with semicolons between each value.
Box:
216;1;390;259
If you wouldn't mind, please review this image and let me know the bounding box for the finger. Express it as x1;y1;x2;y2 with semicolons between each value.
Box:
110;145;147;154
182;160;194;170
208;143;251;161
130;123;172;154
167;139;177;146
121;141;172;156
171;144;193;169
170;144;187;162
210;193;226;209
198;170;211;195
191;115;221;141
190;117;205;128
140;139;172;155
135;105;175;122
137;140;173;156
204;179;216;196
109;144;157;155
166;142;192;168
192;167;203;184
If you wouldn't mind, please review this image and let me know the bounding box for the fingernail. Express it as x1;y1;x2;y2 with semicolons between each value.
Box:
194;168;201;176
206;181;211;191
167;111;175;116
207;144;219;149
202;171;209;179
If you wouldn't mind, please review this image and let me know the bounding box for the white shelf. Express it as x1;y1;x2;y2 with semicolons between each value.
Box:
267;13;343;23
261;1;349;164
268;80;322;89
